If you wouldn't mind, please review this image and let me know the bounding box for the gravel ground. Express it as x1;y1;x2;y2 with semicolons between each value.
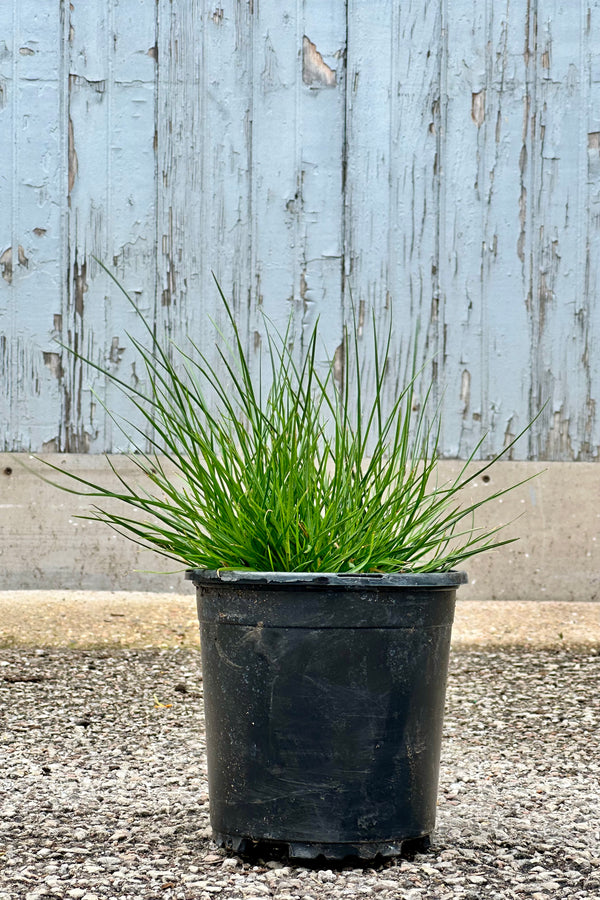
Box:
2;643;599;899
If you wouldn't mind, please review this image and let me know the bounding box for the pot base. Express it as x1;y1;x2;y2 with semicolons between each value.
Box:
213;831;431;862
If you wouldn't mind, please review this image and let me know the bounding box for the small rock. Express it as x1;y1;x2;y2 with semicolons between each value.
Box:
97;856;120;872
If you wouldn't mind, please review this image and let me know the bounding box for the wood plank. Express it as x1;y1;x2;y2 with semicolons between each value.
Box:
156;1;346;406
583;2;600;459
292;1;346;357
528;0;600;459
0;0;66;451
155;0;254;382
440;1;535;458
64;0;157;452
344;0;443;438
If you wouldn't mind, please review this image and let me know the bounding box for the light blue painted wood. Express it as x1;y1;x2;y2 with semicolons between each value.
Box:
344;0;444;434
0;1;66;450
292;2;346;361
441;0;535;458
155;1;345;394
438;0;600;459
64;0;157;452
1;0;600;460
154;0;254;418
529;0;600;460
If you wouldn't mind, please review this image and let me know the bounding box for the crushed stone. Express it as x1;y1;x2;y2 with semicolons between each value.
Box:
1;644;599;898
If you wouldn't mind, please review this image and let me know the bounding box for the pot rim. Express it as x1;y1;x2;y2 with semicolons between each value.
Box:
186;568;468;589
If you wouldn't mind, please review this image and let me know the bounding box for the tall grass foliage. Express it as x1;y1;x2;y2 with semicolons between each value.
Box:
40;265;538;573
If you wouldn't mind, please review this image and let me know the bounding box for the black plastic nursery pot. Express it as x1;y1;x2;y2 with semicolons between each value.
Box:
186;569;467;861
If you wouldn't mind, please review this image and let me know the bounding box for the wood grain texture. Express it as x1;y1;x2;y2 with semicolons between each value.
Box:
344;0;444;437
1;0;600;460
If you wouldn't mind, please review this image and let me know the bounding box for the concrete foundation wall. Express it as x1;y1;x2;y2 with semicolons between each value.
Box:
0;454;598;601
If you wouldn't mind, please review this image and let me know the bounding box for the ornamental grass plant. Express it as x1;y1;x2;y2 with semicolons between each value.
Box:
41;265;538;574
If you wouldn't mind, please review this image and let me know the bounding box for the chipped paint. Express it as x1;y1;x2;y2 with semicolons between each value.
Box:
42;351;64;380
460;369;471;418
302;36;337;87
471;91;485;127
1;1;600;460
67;118;77;195
0;247;13;283
0;245;27;284
73;259;86;319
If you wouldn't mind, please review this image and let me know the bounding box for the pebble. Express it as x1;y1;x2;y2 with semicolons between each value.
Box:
0;646;598;899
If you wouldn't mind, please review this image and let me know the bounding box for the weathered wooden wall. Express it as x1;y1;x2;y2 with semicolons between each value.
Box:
2;0;600;460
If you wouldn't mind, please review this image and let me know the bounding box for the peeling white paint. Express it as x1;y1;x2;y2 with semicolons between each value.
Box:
471;90;486;127
302;36;337;87
1;1;600;461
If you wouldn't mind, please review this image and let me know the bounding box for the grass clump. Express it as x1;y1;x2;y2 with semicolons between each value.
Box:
40;264;538;574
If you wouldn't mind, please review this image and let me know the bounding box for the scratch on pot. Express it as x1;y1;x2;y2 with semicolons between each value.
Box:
241;623;265;645
248;786;324;806
214;641;244;670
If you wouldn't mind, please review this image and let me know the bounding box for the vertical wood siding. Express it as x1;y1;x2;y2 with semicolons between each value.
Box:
1;0;600;460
